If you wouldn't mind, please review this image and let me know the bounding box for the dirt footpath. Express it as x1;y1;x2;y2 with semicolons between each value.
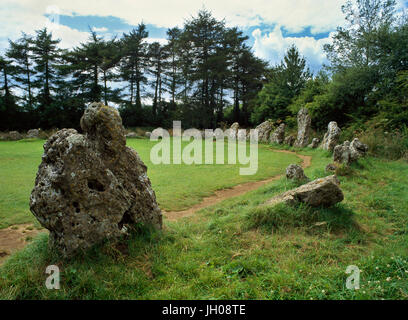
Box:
164;150;312;221
0;224;46;265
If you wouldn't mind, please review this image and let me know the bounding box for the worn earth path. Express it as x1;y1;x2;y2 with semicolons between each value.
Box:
0;149;312;265
163;149;312;221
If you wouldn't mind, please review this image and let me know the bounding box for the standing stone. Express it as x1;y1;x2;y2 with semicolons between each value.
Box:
214;128;224;140
9;131;22;141
227;122;240;139
284;135;296;146
255;121;274;143
333;138;368;165
308;138;320;149
30;102;162;257
286;164;309;181
270;123;286;144
27;129;40;139
237;129;247;141
321;122;341;151
333;143;352;165
350;138;368;161
125;132;138;138
294;108;311;148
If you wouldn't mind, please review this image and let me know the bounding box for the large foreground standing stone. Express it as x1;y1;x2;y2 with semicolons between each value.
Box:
321;122;341;151
30;102;162;257
294;108;311;148
265;175;344;207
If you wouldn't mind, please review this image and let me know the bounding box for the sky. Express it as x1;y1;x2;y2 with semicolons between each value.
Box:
1;0;407;73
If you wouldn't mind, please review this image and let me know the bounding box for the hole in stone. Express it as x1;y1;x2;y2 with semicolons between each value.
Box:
87;179;105;192
118;209;132;230
73;202;80;213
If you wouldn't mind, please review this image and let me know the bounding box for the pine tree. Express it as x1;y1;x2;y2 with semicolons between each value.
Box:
6;33;35;110
31;28;62;114
120;24;149;111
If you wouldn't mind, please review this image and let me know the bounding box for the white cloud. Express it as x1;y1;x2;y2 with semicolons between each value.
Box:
92;26;108;33
2;0;347;36
252;26;333;71
0;1;89;50
145;38;169;45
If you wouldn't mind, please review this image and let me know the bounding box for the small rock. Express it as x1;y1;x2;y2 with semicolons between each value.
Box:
145;132;151;138
308;138;320;149
325;163;338;172
265;175;344;207
286;164;309;181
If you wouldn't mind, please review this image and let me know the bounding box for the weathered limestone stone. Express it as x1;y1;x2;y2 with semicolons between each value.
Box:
30;102;162;257
265;175;344;208
321;122;341;151
325;163;338;172
333;138;368;165
237;129;247;141
255;121;273;143
214;128;224;140
9;131;22;141
125;132;138;138
308;138;320;149
284;135;296;146
350;138;368;161
294;108;311;148
333;143;352;165
145;132;151;138
227;122;240;139
270;123;286;144
286;164;309;181
27;129;40;139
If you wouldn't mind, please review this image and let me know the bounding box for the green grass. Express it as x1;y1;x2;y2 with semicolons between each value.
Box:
1;145;408;299
0;138;300;228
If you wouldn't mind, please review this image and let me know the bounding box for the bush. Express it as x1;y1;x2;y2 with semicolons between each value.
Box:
341;115;408;161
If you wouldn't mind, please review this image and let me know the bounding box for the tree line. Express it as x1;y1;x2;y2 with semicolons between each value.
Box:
0;10;267;131
1;0;407;133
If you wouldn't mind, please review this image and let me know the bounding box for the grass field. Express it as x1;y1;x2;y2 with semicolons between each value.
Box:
1;140;408;299
0;138;300;229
